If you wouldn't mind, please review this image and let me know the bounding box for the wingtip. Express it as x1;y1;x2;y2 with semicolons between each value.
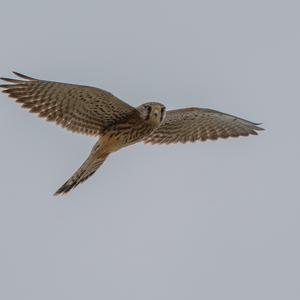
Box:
0;77;21;83
0;71;36;83
255;124;265;131
12;71;36;80
249;120;264;131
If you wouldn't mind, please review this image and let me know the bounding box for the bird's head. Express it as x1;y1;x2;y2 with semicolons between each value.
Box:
137;102;166;125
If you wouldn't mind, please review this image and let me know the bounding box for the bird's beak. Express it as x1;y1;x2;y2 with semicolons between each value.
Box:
153;107;160;116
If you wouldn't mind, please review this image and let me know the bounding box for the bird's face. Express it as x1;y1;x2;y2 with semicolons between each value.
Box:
138;102;166;125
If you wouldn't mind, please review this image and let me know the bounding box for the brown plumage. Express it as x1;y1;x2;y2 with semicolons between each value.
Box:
0;72;264;195
0;72;137;136
143;108;263;144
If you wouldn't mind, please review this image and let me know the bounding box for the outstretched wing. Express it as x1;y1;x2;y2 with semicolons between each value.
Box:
144;108;264;144
0;72;138;136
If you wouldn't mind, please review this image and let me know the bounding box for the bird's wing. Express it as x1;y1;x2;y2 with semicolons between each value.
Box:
144;107;264;144
0;72;138;136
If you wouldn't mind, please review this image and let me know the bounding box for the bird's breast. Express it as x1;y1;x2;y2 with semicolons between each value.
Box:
103;121;157;151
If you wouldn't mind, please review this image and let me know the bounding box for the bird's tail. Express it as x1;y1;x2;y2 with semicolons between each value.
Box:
54;141;109;196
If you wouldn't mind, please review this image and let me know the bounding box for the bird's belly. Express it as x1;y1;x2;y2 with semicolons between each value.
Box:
104;124;154;152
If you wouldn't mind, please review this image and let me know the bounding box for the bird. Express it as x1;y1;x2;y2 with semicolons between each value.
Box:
0;72;264;195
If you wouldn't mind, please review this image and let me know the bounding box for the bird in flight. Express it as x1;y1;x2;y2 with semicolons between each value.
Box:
0;72;263;195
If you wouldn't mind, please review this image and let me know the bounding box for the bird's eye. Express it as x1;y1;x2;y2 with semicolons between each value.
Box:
146;106;152;113
160;107;165;122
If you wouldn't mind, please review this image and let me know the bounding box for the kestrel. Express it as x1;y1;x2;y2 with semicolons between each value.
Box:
0;72;264;195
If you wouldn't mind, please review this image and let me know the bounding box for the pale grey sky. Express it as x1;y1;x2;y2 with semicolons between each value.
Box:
0;0;299;299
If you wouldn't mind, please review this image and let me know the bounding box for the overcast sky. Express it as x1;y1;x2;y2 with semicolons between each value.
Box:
0;0;299;299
